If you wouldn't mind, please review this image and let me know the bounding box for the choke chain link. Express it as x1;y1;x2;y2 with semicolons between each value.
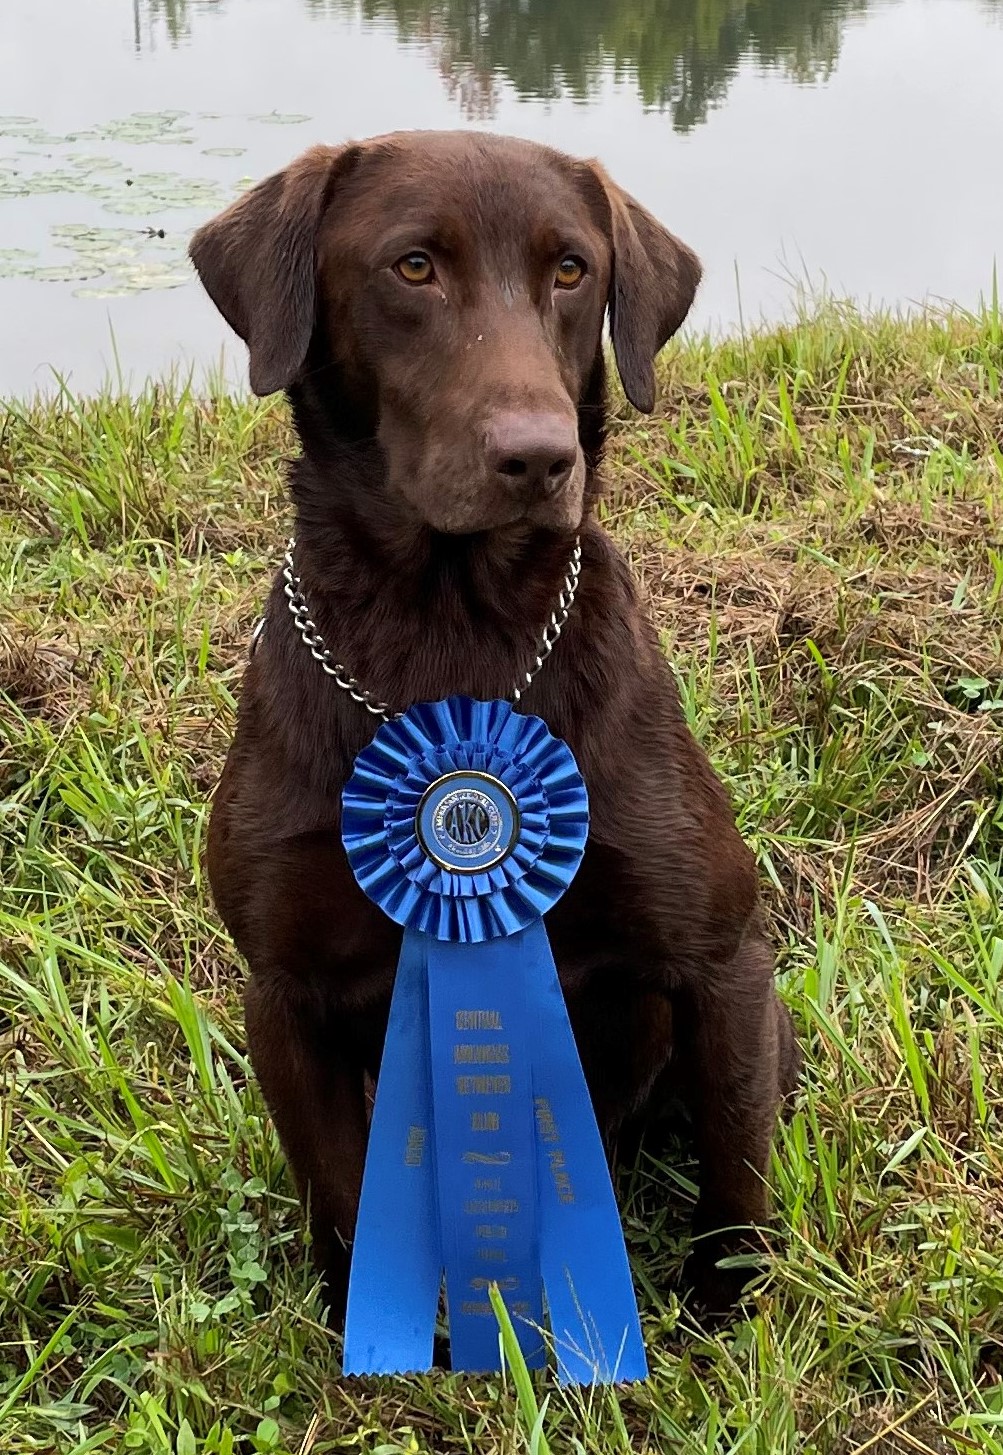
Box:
274;534;582;722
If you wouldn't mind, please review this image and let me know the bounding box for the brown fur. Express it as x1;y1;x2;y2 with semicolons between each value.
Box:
190;130;800;1326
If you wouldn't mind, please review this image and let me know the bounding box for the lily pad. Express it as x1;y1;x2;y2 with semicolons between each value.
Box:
75;262;191;297
21;130;67;147
85;247;143;270
133;171;187;187
202;146;247;157
120;266;190;291
14;169;87;197
52;227;152;269
249;111;312;125
108;200;163;217
95;110;196;145
0;247;38;278
31;262;105;283
69;155;126;174
0;120;42;139
82;169;229;216
74;285;133;299
51;223;137;244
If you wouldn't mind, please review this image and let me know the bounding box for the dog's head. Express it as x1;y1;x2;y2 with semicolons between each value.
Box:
190;131;700;534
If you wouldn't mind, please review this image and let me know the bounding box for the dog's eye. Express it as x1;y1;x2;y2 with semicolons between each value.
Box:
395;252;435;285
555;257;585;290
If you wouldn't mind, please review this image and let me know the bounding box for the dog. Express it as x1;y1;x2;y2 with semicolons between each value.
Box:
190;130;800;1328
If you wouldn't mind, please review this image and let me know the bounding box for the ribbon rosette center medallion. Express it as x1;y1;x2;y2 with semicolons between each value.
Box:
340;697;647;1384
416;771;520;874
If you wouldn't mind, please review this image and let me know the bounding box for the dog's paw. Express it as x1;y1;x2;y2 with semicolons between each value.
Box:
679;1237;767;1328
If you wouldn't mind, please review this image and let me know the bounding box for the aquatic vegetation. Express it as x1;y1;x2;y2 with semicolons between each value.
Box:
0;108;273;298
248;110;313;124
0;247;38;276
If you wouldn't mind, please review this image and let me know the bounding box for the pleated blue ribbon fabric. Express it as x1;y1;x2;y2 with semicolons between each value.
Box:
340;697;647;1384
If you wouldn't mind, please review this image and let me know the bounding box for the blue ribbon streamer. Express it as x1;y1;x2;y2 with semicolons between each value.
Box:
339;931;439;1375
427;934;545;1372
341;698;647;1383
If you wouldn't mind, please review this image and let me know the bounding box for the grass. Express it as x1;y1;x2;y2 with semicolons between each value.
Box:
2;295;1003;1453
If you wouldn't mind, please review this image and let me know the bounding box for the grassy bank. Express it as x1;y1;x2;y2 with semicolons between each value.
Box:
2;301;1002;1455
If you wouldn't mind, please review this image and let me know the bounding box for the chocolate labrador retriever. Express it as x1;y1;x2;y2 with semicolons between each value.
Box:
190;130;799;1327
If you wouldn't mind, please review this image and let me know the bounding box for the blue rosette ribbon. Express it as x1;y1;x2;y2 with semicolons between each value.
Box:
340;697;647;1384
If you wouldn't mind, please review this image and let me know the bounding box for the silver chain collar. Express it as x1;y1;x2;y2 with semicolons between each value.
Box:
259;535;582;722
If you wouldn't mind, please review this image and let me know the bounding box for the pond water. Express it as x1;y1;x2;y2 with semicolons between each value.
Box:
2;0;1001;396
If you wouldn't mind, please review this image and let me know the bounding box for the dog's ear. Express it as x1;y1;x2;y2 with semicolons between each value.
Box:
189;143;359;396
586;166;701;414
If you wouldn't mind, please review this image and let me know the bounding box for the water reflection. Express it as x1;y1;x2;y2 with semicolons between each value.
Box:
134;0;1002;131
321;0;874;127
133;0;220;51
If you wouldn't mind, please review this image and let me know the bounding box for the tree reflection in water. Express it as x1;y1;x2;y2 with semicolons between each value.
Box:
135;0;1002;131
310;0;872;128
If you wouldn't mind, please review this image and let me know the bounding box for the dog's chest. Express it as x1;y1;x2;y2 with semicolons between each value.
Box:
316;835;664;1016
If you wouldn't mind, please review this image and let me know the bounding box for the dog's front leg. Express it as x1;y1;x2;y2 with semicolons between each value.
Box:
244;973;368;1325
677;930;793;1318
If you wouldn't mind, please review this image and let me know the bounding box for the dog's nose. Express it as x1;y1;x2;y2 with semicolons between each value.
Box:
486;412;578;498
